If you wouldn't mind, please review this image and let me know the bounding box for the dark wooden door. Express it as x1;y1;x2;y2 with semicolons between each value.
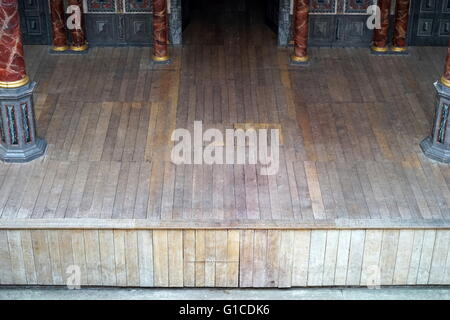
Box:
18;0;51;45
409;0;450;46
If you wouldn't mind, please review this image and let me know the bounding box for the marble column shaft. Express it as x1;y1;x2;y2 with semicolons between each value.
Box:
152;0;169;61
292;0;310;61
392;0;410;50
50;0;68;50
67;0;87;50
0;0;29;87
372;0;392;51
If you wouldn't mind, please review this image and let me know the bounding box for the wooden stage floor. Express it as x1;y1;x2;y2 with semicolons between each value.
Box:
1;47;450;228
1;2;450;289
1;5;450;230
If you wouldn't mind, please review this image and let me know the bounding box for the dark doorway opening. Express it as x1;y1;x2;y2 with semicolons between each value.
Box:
182;0;277;45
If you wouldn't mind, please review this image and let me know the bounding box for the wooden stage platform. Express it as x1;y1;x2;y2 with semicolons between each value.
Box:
0;4;450;288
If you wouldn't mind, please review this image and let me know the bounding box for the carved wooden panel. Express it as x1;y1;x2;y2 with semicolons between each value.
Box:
409;0;450;46
18;0;51;45
86;14;152;45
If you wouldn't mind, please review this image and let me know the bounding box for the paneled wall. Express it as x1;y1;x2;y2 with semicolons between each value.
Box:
18;0;182;46
277;0;380;46
85;0;182;45
1;228;449;287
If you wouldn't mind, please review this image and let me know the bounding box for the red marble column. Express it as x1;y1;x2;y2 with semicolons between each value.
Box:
0;0;29;88
371;0;392;53
392;0;410;52
152;0;169;62
68;0;88;51
440;36;450;87
291;0;310;63
50;0;68;51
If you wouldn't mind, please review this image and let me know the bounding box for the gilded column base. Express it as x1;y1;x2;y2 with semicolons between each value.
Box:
440;76;450;88
0;76;30;89
52;45;69;52
290;54;310;66
152;55;171;64
370;45;389;55
390;46;409;55
70;44;89;53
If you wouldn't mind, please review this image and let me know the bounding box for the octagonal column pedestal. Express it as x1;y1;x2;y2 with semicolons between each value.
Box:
0;82;47;163
420;82;450;163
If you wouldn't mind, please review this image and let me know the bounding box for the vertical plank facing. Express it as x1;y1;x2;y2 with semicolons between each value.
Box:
99;230;117;286
83;230;102;286
322;230;339;286
429;231;450;284
168;230;184;287
30;230;53;285
417;230;436;284
125;231;140;287
292;230;310;287
0;230;13;284
204;230;216;287
137;230;154;287
113;230;127;287
183;230;196;287
22;230;37;285
278;230;294;288
153;230;169;287
6;230;27;284
308;230;327;286
346;230;365;286
215;230;228;287
335;230;351;286
239;230;254;287
360;230;382;286
252;230;267;287
227;230;240;287
393;230;414;285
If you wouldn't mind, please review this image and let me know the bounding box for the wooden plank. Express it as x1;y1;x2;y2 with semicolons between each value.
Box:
429;230;450;284
125;230;140;287
153;230;169;287
252;230;267;287
407;230;425;285
71;230;88;286
83;230;102;286
346;230;365;286
393;230;414;285
379;230;400;286
307;230;327;286
30;230;52;285
137;230;154;287
6;230;27;284
322;230;339;286
215;230;228;287
278;230;294;288
227;230;240;287
195;230;206;287
98;230;117;286
0;230;13;284
292;230;310;287
239;230;254;287
183;230;196;287
168;230;184;287
113;230;127;287
360;230;382;286
21;230;37;285
204;230;216;287
417;230;436;285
